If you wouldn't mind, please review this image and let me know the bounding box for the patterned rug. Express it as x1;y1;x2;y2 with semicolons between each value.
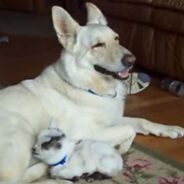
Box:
78;143;184;184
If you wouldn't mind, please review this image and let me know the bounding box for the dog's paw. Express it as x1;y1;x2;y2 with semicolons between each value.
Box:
157;125;184;139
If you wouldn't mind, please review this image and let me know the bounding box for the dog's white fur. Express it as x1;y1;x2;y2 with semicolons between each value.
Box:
33;126;123;180
0;2;183;184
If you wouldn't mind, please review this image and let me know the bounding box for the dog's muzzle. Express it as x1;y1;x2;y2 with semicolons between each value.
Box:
94;53;136;80
121;54;136;68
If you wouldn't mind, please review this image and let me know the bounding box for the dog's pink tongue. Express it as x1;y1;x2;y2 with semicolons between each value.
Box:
118;69;129;79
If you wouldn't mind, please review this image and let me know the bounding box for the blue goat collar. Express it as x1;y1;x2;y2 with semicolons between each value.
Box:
49;155;67;167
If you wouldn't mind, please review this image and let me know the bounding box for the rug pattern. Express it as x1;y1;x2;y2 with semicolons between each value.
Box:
77;144;184;184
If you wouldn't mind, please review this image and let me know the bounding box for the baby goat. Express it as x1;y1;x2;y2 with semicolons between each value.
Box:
33;127;123;182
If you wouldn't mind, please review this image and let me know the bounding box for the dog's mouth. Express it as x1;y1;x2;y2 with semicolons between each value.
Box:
94;65;131;80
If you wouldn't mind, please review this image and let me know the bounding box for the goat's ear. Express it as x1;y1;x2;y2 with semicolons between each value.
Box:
48;117;56;129
86;2;107;25
52;6;79;50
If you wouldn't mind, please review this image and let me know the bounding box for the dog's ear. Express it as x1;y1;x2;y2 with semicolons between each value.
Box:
86;3;107;25
52;6;79;49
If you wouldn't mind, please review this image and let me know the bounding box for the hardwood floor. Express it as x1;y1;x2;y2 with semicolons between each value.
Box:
0;34;184;164
125;81;184;163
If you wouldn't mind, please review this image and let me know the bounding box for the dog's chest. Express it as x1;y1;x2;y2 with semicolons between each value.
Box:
23;79;125;139
39;89;123;139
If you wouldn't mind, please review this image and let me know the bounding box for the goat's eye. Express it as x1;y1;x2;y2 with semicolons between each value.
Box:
41;142;50;149
53;136;61;141
55;142;62;149
92;42;105;48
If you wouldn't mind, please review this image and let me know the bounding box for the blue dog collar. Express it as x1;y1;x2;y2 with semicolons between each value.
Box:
87;89;117;97
49;155;67;167
54;67;117;98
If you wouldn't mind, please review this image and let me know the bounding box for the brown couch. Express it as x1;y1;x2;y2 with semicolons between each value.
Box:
67;0;184;82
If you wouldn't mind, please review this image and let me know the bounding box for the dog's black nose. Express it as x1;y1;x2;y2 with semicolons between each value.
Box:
122;54;136;68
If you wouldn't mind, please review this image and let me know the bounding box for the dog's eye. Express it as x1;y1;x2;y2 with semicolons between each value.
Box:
115;36;119;42
92;42;105;48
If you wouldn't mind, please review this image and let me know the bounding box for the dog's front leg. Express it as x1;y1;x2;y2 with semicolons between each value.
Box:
22;179;73;184
120;117;184;139
23;163;74;184
22;162;48;183
94;125;136;154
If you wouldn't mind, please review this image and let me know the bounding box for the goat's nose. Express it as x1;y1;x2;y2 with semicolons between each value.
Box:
32;147;36;154
122;54;136;68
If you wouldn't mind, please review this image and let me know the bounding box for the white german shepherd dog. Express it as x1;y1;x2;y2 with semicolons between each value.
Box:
0;3;183;184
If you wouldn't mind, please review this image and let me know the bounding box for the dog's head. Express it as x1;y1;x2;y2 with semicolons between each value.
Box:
32;127;75;165
52;3;135;80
